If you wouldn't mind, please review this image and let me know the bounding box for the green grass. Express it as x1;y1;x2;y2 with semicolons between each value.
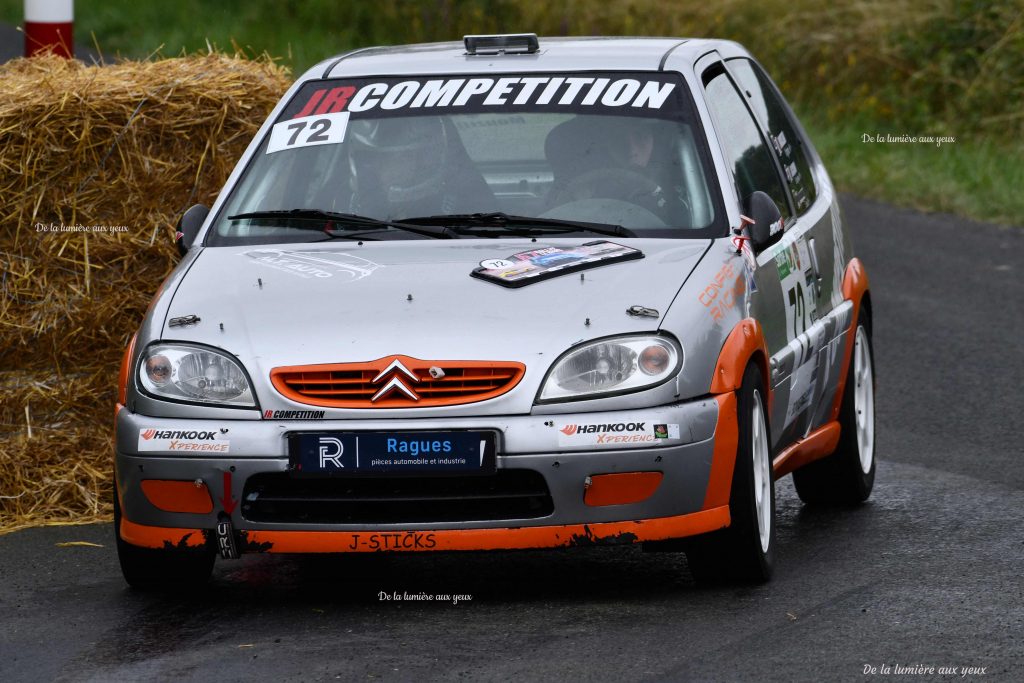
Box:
801;110;1024;226
3;0;354;72
2;0;1020;226
0;0;508;72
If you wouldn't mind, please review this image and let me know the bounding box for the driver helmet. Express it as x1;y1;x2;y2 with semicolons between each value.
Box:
609;118;662;170
347;116;448;205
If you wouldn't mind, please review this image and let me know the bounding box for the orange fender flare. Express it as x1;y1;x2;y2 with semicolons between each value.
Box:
703;392;739;508
702;319;770;509
117;333;137;406
830;258;870;421
709;318;770;414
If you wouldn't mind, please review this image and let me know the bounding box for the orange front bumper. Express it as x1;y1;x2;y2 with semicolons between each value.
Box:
120;505;731;553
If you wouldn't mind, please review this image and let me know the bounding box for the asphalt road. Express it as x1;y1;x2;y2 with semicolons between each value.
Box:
1;195;1021;682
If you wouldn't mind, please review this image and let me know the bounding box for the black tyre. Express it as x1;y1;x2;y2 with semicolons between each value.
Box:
114;489;215;590
686;363;775;584
792;311;876;505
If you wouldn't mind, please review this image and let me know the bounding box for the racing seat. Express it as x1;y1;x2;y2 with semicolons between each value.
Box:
437;117;495;214
543;116;618;209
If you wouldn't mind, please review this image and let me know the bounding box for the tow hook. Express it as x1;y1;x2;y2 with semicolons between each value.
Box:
216;513;240;560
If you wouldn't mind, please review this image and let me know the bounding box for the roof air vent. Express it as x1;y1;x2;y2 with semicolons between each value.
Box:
463;33;540;56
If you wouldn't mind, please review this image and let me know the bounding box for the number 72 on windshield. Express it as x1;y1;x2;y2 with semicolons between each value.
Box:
267;112;351;154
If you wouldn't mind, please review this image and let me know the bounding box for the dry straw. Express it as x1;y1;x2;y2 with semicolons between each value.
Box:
0;53;290;533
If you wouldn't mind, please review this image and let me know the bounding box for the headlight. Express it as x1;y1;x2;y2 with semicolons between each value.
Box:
537;335;682;402
137;343;256;408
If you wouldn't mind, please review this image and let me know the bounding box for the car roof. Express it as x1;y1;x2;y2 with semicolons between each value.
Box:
303;36;737;81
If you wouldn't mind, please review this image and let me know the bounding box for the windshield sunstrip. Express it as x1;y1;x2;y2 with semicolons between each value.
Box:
284;73;683;121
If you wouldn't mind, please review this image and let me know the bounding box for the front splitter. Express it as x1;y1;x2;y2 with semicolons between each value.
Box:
120;506;730;553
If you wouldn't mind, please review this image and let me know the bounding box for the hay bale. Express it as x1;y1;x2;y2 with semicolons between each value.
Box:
0;53;290;532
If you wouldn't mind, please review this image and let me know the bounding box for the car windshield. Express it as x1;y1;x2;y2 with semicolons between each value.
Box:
207;72;727;246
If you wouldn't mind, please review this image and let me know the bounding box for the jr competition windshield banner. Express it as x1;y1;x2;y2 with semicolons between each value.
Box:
267;72;686;154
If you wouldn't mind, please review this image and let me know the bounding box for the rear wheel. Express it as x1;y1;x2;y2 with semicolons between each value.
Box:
792;312;876;505
114;488;215;589
686;363;775;583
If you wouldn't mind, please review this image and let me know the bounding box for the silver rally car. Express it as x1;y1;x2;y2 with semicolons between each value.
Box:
115;34;875;586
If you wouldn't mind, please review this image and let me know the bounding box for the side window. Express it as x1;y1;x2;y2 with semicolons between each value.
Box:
703;68;791;220
729;59;817;213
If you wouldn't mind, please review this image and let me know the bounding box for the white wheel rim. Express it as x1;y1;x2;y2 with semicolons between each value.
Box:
853;325;875;474
751;389;772;552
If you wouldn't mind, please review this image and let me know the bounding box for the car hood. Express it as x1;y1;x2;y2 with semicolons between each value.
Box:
162;239;709;413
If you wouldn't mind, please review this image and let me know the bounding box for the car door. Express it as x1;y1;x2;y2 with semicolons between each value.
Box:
726;57;854;439
699;56;835;450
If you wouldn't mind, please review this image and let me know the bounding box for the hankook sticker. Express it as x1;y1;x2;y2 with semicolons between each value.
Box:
138;429;230;453
556;421;679;447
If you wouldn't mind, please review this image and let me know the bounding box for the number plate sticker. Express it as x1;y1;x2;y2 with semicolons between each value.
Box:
266;111;350;154
288;430;498;476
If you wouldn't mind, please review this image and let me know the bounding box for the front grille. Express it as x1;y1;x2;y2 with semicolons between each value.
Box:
270;355;526;408
241;470;553;524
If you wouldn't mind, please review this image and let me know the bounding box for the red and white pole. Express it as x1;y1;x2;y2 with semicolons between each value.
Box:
24;0;74;58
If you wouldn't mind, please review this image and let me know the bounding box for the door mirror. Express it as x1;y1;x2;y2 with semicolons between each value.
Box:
175;204;209;256
742;191;784;252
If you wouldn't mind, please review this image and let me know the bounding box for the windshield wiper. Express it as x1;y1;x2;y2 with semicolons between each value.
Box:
398;212;637;238
306;229;388;242
227;209;457;239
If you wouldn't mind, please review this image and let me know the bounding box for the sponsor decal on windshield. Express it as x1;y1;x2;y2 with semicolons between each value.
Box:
268;73;682;155
267;111;350;154
556;420;679;447
473;241;643;288
288;75;678;120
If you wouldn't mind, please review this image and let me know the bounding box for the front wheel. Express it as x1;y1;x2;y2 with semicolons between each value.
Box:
686;363;775;583
793;312;876;505
114;488;215;590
